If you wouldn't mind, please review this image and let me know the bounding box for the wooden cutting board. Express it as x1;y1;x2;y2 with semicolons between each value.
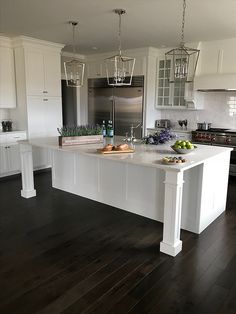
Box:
97;148;135;154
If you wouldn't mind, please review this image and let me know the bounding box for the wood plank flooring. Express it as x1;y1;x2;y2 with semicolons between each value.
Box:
0;171;235;314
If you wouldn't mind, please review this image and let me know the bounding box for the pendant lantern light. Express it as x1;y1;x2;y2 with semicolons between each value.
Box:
64;21;85;87
105;9;135;86
165;0;200;83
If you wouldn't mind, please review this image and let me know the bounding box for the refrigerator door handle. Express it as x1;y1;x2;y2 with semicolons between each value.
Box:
112;96;115;130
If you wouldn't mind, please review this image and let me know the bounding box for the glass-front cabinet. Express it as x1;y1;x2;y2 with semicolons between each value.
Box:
156;59;187;109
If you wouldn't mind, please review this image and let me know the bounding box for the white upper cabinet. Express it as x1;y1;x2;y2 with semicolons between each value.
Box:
11;36;64;138
25;50;45;95
132;56;146;76
43;52;61;96
156;51;204;110
25;49;61;96
0;37;16;108
87;61;104;78
86;54;146;79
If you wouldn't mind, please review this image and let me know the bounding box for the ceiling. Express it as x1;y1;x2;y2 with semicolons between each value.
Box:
1;0;236;54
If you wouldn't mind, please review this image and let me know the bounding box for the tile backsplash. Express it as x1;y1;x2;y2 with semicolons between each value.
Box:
0;109;10;131
160;92;236;130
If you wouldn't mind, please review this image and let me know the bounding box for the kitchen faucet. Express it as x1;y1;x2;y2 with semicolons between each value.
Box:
124;123;142;142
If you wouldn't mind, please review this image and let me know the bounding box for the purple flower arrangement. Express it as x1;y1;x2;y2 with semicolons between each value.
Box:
144;129;176;145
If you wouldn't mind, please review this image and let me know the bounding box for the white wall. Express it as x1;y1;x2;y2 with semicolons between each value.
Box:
160;92;236;130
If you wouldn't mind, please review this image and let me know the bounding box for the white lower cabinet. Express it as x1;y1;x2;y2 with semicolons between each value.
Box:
0;144;20;177
0;145;8;175
0;131;27;177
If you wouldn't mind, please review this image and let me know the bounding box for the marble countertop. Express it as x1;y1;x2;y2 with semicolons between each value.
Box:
21;136;232;173
147;128;194;133
0;130;26;134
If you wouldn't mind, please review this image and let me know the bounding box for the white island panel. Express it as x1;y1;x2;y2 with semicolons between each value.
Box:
19;137;232;257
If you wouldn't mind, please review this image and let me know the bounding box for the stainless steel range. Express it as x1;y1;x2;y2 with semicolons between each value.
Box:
192;128;236;176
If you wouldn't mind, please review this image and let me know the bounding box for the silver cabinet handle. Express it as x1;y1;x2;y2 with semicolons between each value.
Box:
43;99;48;101
43;91;48;93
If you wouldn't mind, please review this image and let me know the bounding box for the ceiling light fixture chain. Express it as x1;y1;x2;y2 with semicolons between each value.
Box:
181;0;186;45
64;20;85;87
71;21;78;55
115;9;125;56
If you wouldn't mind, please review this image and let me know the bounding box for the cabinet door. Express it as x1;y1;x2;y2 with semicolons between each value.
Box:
44;53;61;96
133;56;145;76
87;61;104;78
27;96;47;138
44;97;62;136
27;96;62;138
0;47;16;108
0;146;8;175
25;50;45;95
7;144;21;173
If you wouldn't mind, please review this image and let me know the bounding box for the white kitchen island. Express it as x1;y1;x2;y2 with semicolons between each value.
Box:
19;137;232;257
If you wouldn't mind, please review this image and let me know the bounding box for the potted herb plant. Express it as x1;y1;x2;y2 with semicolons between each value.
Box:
57;125;103;146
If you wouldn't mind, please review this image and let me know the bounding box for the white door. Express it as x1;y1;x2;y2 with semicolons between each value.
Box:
25;50;45;95
44;53;61;97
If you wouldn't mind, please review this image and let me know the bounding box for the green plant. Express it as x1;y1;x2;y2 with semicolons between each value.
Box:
57;125;102;137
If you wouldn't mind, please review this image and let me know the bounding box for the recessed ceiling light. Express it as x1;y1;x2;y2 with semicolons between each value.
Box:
92;46;98;50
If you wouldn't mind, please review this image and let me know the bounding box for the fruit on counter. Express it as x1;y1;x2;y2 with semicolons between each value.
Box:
162;156;186;164
174;140;195;149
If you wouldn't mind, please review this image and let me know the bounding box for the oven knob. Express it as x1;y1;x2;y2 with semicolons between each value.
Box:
212;136;216;142
202;134;206;139
226;137;231;144
198;134;202;139
206;135;211;140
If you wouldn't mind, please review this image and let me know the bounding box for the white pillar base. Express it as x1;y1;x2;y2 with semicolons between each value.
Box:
160;240;182;257
160;170;184;257
19;141;36;199
21;189;36;199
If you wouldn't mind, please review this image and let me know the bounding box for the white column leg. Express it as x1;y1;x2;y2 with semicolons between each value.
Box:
19;142;36;198
160;170;184;257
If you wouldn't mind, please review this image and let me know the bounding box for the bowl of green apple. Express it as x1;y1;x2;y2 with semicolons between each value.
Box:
171;140;197;154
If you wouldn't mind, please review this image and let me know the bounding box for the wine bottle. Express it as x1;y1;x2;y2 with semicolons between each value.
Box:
102;120;106;137
109;120;114;138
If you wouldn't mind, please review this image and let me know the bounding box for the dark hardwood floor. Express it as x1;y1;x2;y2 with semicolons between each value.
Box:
0;171;235;314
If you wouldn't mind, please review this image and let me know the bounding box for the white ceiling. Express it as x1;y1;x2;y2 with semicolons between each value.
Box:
1;0;236;54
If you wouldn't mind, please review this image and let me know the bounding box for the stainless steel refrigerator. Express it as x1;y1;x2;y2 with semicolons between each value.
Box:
61;80;77;126
88;76;144;138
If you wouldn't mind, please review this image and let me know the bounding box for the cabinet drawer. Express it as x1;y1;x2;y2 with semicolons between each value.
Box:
6;132;27;143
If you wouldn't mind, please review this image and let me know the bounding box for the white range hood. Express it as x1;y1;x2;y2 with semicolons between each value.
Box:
194;74;236;92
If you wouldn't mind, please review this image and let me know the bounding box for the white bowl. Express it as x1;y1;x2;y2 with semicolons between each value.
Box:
171;145;197;154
